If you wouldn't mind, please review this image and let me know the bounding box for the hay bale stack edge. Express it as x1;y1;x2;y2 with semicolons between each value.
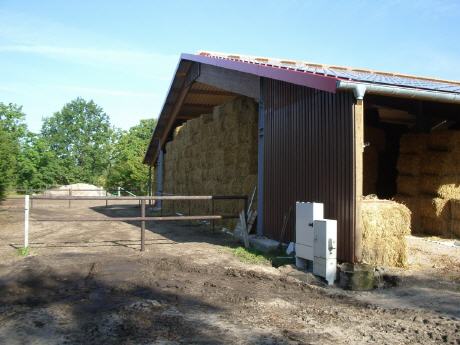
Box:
361;199;411;267
162;97;258;228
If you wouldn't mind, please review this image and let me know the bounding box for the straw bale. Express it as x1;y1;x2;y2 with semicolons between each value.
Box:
419;197;450;220
173;125;184;139
221;98;236;115
420;216;450;236
428;130;460;152
399;133;428;154
393;195;420;233
243;174;257;194
361;199;411;267
451;199;460;221
420;151;460;175
365;126;386;152
419;175;460;199
223;115;238;131
200;113;213;125
451;220;460;238
238;124;257;144
162;96;258;217
397;175;419;196
212;106;224;123
397;153;421;176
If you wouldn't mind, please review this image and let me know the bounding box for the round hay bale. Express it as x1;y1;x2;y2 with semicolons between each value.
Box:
361;199;411;267
397;175;419;196
399;133;428;154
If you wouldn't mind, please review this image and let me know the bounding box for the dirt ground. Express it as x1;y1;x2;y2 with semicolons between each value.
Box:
0;198;459;345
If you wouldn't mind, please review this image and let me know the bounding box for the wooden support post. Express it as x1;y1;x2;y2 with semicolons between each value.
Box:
354;99;364;263
105;190;108;207
24;195;29;249
141;199;146;252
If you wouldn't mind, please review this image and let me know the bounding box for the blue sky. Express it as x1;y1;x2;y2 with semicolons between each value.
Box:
1;0;459;133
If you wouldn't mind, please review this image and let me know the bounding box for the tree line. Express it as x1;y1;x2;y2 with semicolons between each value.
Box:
0;98;156;199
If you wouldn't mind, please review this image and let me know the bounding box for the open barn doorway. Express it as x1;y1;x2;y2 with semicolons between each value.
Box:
363;94;460;238
159;83;259;229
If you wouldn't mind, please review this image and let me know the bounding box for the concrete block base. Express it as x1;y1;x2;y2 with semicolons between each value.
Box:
248;235;279;254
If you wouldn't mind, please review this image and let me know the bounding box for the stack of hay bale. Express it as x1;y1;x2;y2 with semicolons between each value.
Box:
394;133;428;232
162;97;258;228
419;130;460;236
450;200;460;238
395;130;460;237
361;197;411;267
363;126;386;195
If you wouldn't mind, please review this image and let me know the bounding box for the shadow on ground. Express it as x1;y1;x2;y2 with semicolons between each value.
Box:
91;204;241;247
0;257;290;344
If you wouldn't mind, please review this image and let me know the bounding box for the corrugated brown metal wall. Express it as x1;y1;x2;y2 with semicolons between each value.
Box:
262;78;356;262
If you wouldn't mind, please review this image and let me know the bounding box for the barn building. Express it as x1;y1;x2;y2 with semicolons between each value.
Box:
144;51;460;264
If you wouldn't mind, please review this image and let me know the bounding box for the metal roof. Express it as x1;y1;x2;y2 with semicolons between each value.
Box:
144;51;460;165
198;51;460;94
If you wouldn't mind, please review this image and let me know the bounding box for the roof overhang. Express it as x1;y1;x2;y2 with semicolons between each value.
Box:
143;53;339;165
144;52;460;166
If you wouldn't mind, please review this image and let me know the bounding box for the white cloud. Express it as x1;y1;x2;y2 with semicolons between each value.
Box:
58;85;161;99
0;44;177;78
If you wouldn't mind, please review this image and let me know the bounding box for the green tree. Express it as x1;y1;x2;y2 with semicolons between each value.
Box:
41;98;115;185
106;118;156;194
0;103;26;198
16;133;61;191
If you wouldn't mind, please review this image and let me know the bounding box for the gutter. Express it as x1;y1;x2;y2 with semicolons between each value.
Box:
337;80;460;104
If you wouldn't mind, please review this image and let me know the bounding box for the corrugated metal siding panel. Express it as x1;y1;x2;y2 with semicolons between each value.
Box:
263;78;356;262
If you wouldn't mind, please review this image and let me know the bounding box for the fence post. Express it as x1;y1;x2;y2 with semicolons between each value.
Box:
141;199;146;252
24;195;29;249
68;188;71;208
105;190;108;208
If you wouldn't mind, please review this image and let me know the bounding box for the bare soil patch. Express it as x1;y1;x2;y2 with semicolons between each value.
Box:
0;199;459;344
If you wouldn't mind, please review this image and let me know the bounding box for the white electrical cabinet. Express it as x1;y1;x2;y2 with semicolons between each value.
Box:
295;202;337;285
295;202;323;261
313;219;337;285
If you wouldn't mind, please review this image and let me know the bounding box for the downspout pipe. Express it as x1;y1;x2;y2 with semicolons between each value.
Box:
337;80;460;104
